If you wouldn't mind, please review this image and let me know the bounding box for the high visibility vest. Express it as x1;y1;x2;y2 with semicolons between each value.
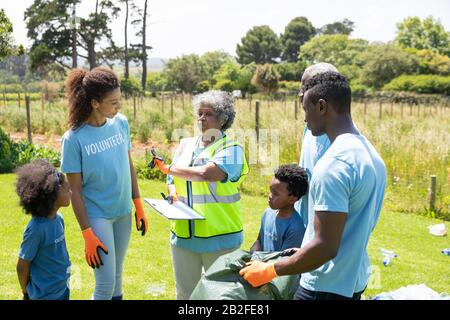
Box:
171;135;249;239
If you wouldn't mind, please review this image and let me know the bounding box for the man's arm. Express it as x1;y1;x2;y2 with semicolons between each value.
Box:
275;211;347;275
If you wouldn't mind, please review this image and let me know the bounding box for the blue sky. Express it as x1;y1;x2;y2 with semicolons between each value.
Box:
2;0;449;59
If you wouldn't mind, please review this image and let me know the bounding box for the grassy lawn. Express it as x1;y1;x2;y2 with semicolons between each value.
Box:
0;173;448;300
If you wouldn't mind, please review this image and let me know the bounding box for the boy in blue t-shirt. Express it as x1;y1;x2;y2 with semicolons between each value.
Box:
250;164;308;252
16;160;72;300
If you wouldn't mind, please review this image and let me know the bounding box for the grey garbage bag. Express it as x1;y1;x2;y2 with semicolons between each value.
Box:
190;249;299;300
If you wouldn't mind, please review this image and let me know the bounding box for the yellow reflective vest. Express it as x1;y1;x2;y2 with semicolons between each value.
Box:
171;135;248;239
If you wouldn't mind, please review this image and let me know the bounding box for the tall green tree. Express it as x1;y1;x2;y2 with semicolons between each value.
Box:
130;0;151;91
299;34;368;80
236;25;282;65
162;54;207;93
0;9;16;60
358;44;420;89
25;0;120;72
396;16;450;56
320;18;355;35
280;17;315;62
200;51;233;84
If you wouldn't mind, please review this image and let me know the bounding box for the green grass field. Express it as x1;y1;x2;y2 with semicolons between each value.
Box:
0;173;448;300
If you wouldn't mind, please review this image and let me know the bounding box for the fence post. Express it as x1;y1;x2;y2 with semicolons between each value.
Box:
294;99;298;120
25;96;32;144
3;89;6;108
170;94;174;129
429;175;437;212
161;94;165;113
410;103;413;116
255;100;260;143
18;93;21;109
378;101;382;120
400;103;403;119
133;94;136;120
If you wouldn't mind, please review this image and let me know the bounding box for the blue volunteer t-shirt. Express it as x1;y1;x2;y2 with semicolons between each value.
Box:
61;113;132;219
300;133;386;298
295;127;331;228
295;125;359;229
168;139;245;253
18;213;71;300
258;208;305;252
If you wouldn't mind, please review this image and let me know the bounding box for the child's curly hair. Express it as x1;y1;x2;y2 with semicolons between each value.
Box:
15;159;64;217
274;164;309;200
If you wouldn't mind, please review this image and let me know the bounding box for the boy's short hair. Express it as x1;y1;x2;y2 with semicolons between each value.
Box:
15;159;64;217
274;164;308;199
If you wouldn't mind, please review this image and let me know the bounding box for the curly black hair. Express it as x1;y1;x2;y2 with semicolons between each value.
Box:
300;71;351;114
274;164;308;200
15;159;64;217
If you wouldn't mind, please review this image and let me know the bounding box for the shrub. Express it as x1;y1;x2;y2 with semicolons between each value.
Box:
214;79;235;92
195;80;211;93
0;127;18;173
383;75;450;94
15;140;61;167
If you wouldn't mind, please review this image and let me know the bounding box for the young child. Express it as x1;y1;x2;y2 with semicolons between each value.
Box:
251;164;308;252
16;159;72;300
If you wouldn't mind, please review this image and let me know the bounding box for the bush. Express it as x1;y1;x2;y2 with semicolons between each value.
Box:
279;81;300;92
195;80;211;93
121;77;142;98
214;79;235;92
0;127;19;173
383;75;450;95
0;127;61;173
15;140;61;167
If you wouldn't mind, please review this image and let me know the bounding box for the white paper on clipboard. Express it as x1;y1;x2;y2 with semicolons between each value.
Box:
144;198;205;220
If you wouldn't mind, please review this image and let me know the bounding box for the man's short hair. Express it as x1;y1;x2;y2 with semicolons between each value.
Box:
301;63;339;83
301;71;352;113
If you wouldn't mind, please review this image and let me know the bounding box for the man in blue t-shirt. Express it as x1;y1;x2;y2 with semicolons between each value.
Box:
240;72;386;300
250;164;308;252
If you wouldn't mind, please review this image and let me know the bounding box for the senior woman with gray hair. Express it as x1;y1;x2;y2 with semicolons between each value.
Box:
151;90;249;299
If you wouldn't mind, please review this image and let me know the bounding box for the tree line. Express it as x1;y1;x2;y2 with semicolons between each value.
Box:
0;3;449;97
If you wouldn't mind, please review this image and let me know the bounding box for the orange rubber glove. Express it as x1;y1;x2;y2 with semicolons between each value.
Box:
239;260;278;287
148;148;171;174
154;158;171;175
133;198;148;236
82;228;108;269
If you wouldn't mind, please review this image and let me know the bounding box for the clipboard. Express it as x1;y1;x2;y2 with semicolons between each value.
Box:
144;198;205;220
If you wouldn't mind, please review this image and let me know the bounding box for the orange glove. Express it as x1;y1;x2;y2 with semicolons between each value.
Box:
154;158;171;174
82;228;108;269
149;148;171;174
239;260;278;287
133;198;148;236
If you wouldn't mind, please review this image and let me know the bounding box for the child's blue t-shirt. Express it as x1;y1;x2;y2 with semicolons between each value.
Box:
18;213;71;300
168;139;245;253
300;133;386;298
258;208;305;252
61;113;132;219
